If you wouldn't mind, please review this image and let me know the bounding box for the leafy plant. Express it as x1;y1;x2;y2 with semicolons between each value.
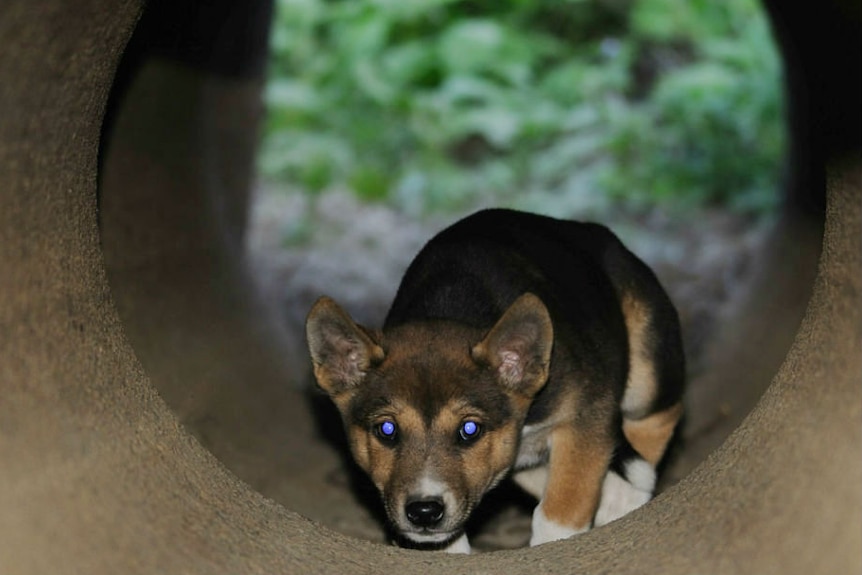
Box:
259;0;785;217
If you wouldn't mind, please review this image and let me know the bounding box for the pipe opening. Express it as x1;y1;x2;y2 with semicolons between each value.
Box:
98;0;820;553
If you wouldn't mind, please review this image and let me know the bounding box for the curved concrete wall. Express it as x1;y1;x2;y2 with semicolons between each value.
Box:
1;1;859;574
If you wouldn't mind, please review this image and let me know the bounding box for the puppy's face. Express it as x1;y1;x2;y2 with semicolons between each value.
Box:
340;325;529;546
306;294;552;548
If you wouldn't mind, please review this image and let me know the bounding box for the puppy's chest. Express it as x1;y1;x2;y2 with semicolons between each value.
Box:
514;423;552;469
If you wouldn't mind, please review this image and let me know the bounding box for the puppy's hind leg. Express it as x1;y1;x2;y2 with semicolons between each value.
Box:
617;397;682;523
619;292;685;467
594;441;655;527
596;293;685;526
597;391;682;527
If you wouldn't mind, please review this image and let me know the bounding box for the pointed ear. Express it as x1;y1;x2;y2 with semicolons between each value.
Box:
306;296;384;397
471;293;553;397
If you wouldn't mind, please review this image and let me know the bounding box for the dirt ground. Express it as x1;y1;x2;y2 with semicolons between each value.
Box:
245;186;771;550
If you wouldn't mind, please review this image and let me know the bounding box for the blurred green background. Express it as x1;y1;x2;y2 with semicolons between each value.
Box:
258;0;785;221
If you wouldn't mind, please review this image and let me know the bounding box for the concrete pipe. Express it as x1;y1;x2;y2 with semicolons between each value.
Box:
1;0;859;573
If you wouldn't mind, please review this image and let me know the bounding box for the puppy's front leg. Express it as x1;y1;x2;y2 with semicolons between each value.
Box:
529;425;612;547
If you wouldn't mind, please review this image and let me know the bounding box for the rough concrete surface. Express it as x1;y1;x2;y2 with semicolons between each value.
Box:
1;1;860;574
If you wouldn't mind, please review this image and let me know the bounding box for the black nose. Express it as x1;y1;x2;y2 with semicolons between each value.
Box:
405;498;445;528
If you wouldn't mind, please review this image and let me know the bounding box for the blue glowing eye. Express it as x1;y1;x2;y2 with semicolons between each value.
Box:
459;421;481;441
378;420;396;439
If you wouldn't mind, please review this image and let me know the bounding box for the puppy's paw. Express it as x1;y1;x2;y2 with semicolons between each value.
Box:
529;505;588;547
442;533;471;554
594;459;655;527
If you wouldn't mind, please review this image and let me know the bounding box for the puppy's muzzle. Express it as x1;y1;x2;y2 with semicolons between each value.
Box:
405;497;445;528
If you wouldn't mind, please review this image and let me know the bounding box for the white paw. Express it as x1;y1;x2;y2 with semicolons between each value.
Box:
529;504;588;547
442;533;471;554
594;460;655;527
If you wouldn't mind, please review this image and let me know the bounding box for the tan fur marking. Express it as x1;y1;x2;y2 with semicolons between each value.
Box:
541;425;612;530
354;404;425;492
620;294;658;419
619;293;682;466
432;400;521;496
623;402;683;466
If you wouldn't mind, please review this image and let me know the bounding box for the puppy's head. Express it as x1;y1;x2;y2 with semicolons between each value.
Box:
306;293;553;548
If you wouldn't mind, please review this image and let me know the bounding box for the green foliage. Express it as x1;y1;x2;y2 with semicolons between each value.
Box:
259;0;785;216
